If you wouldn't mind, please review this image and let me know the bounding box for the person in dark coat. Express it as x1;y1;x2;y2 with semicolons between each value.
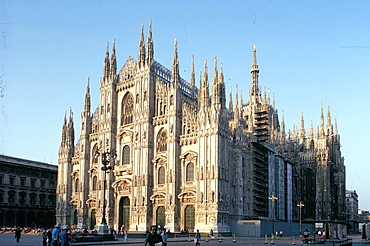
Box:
144;225;162;246
15;227;21;243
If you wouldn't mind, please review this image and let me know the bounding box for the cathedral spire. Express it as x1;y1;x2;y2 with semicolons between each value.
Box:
110;39;117;77
327;102;333;135
211;56;219;106
249;44;261;104
190;55;195;98
61;111;67;143
310;118;314;137
229;86;233;110
138;23;146;66
67;109;75;146
300;109;305;141
146;20;154;64
320;103;325;136
234;84;239;121
219;62;226;108
171;39;179;85
281;110;285;135
199;60;210;107
103;41;110;78
84;77;91;113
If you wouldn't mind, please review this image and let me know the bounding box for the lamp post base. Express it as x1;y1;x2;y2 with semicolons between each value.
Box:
95;223;110;235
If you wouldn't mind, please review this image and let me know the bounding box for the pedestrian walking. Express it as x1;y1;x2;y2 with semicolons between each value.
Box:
60;225;70;246
51;223;61;246
15;227;21;243
42;227;48;246
194;229;201;246
47;227;52;246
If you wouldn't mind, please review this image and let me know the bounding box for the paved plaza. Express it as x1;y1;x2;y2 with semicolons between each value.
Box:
0;233;367;246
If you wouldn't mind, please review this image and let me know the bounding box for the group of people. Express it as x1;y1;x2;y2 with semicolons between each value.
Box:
46;223;72;246
144;225;169;246
144;226;203;246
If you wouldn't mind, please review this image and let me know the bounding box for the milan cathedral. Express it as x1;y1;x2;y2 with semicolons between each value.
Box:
56;22;345;234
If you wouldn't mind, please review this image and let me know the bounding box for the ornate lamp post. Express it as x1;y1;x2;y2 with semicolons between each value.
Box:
297;201;305;237
269;193;278;237
96;149;116;234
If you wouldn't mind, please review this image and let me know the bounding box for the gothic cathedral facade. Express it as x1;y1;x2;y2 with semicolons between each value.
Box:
56;23;346;233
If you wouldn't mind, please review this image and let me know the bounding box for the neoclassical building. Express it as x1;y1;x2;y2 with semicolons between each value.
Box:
56;23;346;233
0;155;57;228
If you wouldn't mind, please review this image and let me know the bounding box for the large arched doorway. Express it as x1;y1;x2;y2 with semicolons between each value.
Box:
184;205;195;231
156;206;165;228
90;210;96;230
119;197;130;230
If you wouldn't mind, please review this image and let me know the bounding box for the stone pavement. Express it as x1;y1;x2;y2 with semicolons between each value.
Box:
0;233;366;246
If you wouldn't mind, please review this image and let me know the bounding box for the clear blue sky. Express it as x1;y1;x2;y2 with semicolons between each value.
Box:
1;1;369;209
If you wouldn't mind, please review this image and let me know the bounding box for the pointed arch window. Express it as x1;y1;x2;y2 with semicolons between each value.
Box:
92;144;99;164
74;178;79;192
156;129;167;152
186;162;194;182
122;145;130;165
121;93;134;125
92;176;97;191
158;166;165;184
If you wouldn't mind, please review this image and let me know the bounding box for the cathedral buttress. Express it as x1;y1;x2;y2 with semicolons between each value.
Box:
77;78;92;228
56;110;75;227
95;40;118;226
165;39;182;230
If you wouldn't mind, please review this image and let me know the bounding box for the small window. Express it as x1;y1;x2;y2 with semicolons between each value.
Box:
41;180;45;188
30;193;36;205
48;195;55;207
21;178;26;186
8;191;16;204
75;178;79;192
186;163;194;182
9;176;15;185
92;176;97;191
19;193;26;205
31;179;36;187
122;145;130;165
158;167;165;184
40;195;46;206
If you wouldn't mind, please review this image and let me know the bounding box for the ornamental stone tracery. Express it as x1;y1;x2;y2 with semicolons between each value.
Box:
57;24;346;234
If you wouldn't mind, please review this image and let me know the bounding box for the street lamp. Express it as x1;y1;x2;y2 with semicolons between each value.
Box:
269;193;278;237
95;149;116;234
297;201;305;237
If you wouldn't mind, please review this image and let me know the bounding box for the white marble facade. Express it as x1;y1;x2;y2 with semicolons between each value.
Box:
56;23;346;233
